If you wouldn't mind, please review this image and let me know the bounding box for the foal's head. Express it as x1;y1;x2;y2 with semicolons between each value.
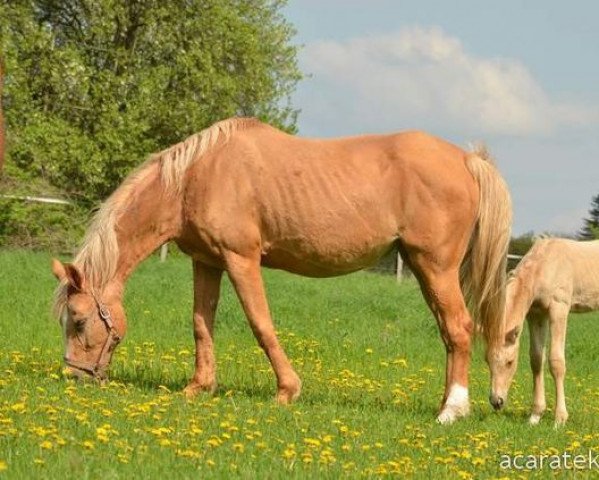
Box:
52;259;126;381
486;278;526;411
486;324;521;410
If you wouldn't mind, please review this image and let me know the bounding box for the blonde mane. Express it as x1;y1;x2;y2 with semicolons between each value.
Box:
53;117;257;317
508;238;552;285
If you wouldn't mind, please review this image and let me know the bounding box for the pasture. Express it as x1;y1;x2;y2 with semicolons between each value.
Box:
1;250;599;478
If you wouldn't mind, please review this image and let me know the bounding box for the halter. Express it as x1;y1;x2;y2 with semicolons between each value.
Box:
63;294;121;380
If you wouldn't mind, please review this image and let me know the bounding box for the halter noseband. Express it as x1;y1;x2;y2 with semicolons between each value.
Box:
63;295;121;380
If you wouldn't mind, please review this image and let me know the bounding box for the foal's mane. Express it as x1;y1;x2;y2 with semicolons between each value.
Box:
53;117;257;317
507;237;552;286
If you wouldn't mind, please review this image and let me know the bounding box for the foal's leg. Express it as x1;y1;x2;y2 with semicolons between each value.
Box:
411;258;473;424
527;313;548;425
548;302;570;426
184;261;223;397
224;251;301;404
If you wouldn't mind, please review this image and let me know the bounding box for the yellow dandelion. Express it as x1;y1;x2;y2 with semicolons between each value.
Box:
207;437;221;447
232;443;244;452
282;448;296;459
301;453;313;464
82;440;95;450
40;441;53;450
10;403;26;413
0;461;7;471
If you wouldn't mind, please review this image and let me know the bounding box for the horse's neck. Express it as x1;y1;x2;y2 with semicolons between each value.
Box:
506;267;537;330
113;167;183;284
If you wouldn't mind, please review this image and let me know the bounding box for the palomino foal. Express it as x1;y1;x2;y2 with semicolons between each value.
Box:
52;118;511;424
488;238;599;425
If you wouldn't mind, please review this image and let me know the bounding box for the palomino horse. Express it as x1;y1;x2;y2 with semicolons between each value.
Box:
488;238;599;425
52;118;511;424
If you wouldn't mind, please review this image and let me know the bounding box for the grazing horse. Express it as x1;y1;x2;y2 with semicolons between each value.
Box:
52;118;511;424
488;238;599;425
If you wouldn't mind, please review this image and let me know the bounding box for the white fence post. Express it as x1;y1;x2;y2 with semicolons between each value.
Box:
396;251;403;283
160;243;169;262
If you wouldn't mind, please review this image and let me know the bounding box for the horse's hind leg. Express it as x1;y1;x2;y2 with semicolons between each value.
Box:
527;313;548;425
184;261;223;397
409;253;473;424
224;251;301;404
548;302;569;426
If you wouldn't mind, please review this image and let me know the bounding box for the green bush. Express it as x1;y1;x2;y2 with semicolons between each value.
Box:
0;173;87;252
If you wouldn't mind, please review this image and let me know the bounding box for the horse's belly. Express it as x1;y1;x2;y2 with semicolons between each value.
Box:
260;238;395;277
570;284;599;313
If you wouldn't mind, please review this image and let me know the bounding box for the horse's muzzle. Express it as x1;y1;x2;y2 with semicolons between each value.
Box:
489;393;505;410
62;365;86;380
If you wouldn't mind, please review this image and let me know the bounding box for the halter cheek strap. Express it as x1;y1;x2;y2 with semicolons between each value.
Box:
63;296;121;380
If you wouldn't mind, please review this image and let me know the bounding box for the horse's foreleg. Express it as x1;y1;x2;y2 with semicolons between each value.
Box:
527;313;548;425
224;251;301;404
184;261;223;397
548;302;569;426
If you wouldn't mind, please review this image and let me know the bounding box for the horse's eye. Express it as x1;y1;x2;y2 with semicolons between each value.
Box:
67;308;86;327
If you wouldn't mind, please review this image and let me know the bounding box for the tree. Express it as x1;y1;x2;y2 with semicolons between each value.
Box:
0;57;4;174
0;0;302;204
579;194;599;240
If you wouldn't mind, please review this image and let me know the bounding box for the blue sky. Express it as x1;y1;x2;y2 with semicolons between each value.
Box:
283;1;599;235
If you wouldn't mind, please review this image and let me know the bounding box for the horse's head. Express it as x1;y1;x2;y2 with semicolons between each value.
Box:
52;259;126;381
486;322;521;411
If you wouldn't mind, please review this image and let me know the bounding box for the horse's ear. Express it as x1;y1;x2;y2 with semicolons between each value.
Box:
505;326;519;346
51;259;67;281
63;263;86;291
52;259;86;291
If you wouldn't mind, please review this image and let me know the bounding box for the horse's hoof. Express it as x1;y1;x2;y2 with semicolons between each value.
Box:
529;413;542;425
437;385;469;424
554;411;568;428
436;406;470;425
183;381;216;398
276;375;302;405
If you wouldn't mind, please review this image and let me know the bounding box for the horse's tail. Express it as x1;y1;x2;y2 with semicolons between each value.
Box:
461;146;512;347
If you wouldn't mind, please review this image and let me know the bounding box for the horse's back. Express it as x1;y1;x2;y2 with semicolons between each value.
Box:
527;238;599;311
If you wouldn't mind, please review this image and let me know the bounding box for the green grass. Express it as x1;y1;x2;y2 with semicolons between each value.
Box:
1;250;599;478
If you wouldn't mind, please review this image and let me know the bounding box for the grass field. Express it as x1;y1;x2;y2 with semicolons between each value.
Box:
1;250;599;478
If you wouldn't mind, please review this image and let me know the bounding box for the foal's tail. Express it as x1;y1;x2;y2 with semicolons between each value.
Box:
461;147;512;347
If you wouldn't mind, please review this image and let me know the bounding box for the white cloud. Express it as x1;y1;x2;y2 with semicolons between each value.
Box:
299;27;596;137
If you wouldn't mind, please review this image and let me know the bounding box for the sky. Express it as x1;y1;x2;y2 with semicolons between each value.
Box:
283;1;599;235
